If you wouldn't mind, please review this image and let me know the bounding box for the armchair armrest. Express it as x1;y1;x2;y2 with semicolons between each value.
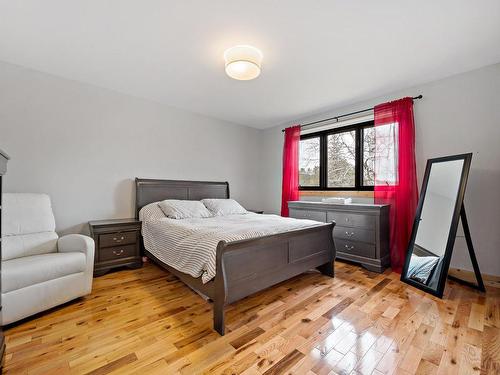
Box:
58;234;95;293
58;234;94;256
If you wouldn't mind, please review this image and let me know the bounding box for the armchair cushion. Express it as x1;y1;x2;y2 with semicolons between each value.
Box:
2;232;58;261
2;193;56;235
2;193;58;260
2;252;86;293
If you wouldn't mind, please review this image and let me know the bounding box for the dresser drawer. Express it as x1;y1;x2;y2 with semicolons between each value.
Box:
334;225;375;244
335;239;375;259
327;211;375;230
99;244;138;262
99;231;137;248
289;209;327;222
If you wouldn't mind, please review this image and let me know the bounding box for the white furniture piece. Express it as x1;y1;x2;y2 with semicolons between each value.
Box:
1;193;94;325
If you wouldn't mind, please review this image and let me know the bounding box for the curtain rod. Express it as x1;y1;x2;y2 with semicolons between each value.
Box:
281;95;423;132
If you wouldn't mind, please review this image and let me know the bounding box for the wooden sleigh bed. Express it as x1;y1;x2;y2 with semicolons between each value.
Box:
135;178;336;335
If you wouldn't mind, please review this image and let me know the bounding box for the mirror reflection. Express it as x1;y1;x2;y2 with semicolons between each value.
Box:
405;159;464;290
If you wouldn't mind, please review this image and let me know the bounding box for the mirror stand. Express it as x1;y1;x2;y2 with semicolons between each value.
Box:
401;153;485;298
447;204;486;292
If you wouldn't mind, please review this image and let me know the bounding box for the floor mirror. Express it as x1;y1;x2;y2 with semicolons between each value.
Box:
401;153;485;298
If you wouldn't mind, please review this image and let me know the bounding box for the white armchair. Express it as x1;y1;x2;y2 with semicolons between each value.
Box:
1;193;94;325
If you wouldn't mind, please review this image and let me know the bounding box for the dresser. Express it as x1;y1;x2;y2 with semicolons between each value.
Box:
288;201;390;272
0;149;9;366
89;219;142;276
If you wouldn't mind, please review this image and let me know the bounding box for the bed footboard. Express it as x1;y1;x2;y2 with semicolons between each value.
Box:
213;223;335;335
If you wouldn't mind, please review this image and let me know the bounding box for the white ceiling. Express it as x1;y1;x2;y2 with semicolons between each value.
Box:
1;1;499;129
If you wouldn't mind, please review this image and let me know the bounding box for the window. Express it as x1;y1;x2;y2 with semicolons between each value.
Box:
372;122;397;185
299;137;320;187
299;120;375;190
327;130;356;188
362;126;375;186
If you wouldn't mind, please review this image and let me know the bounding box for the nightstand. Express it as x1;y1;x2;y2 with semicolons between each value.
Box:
248;209;264;214
89;218;142;276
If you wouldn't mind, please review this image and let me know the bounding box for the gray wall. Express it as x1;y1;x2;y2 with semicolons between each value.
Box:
2;60;499;276
0;61;263;235
260;63;500;276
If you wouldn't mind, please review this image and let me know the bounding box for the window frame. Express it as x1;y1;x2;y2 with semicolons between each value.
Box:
299;120;375;191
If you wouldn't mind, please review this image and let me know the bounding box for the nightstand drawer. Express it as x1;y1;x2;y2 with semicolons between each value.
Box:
99;244;137;262
99;231;137;248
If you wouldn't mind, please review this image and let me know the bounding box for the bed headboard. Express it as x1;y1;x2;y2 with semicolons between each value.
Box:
135;178;230;219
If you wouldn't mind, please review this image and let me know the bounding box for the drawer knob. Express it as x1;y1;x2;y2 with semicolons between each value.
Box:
112;249;124;256
345;218;350;222
112;236;125;242
344;244;355;250
345;231;355;237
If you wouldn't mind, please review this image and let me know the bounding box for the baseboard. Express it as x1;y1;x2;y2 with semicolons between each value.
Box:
448;267;500;289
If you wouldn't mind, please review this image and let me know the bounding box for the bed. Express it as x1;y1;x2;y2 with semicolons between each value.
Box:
135;178;336;335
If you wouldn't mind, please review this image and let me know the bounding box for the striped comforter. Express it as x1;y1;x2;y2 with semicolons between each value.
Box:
140;203;324;283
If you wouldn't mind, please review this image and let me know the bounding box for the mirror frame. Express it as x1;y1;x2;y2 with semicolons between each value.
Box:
401;153;473;298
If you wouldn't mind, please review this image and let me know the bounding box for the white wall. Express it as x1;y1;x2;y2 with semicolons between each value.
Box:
260;63;500;276
0;61;262;235
2;60;499;276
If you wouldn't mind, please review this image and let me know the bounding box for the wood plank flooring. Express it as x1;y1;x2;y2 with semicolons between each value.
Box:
4;261;499;374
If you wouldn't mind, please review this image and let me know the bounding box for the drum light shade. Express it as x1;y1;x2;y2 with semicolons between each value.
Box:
224;45;263;80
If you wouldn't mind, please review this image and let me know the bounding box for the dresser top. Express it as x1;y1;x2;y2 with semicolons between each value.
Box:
89;218;141;228
288;201;389;209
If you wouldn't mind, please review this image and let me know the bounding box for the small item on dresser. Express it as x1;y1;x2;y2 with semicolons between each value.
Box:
89;218;142;276
321;197;353;204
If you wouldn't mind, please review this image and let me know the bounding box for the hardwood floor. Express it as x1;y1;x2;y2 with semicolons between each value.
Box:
4;261;499;374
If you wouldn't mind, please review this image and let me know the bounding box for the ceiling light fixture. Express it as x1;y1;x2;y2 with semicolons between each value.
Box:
224;45;263;81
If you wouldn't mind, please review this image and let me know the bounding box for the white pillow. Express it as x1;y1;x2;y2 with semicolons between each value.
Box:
158;200;212;219
202;199;248;216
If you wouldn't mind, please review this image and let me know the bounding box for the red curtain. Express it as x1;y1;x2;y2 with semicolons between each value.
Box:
374;97;418;273
281;125;301;216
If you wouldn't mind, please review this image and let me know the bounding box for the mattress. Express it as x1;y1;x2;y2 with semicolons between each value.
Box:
140;202;325;283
